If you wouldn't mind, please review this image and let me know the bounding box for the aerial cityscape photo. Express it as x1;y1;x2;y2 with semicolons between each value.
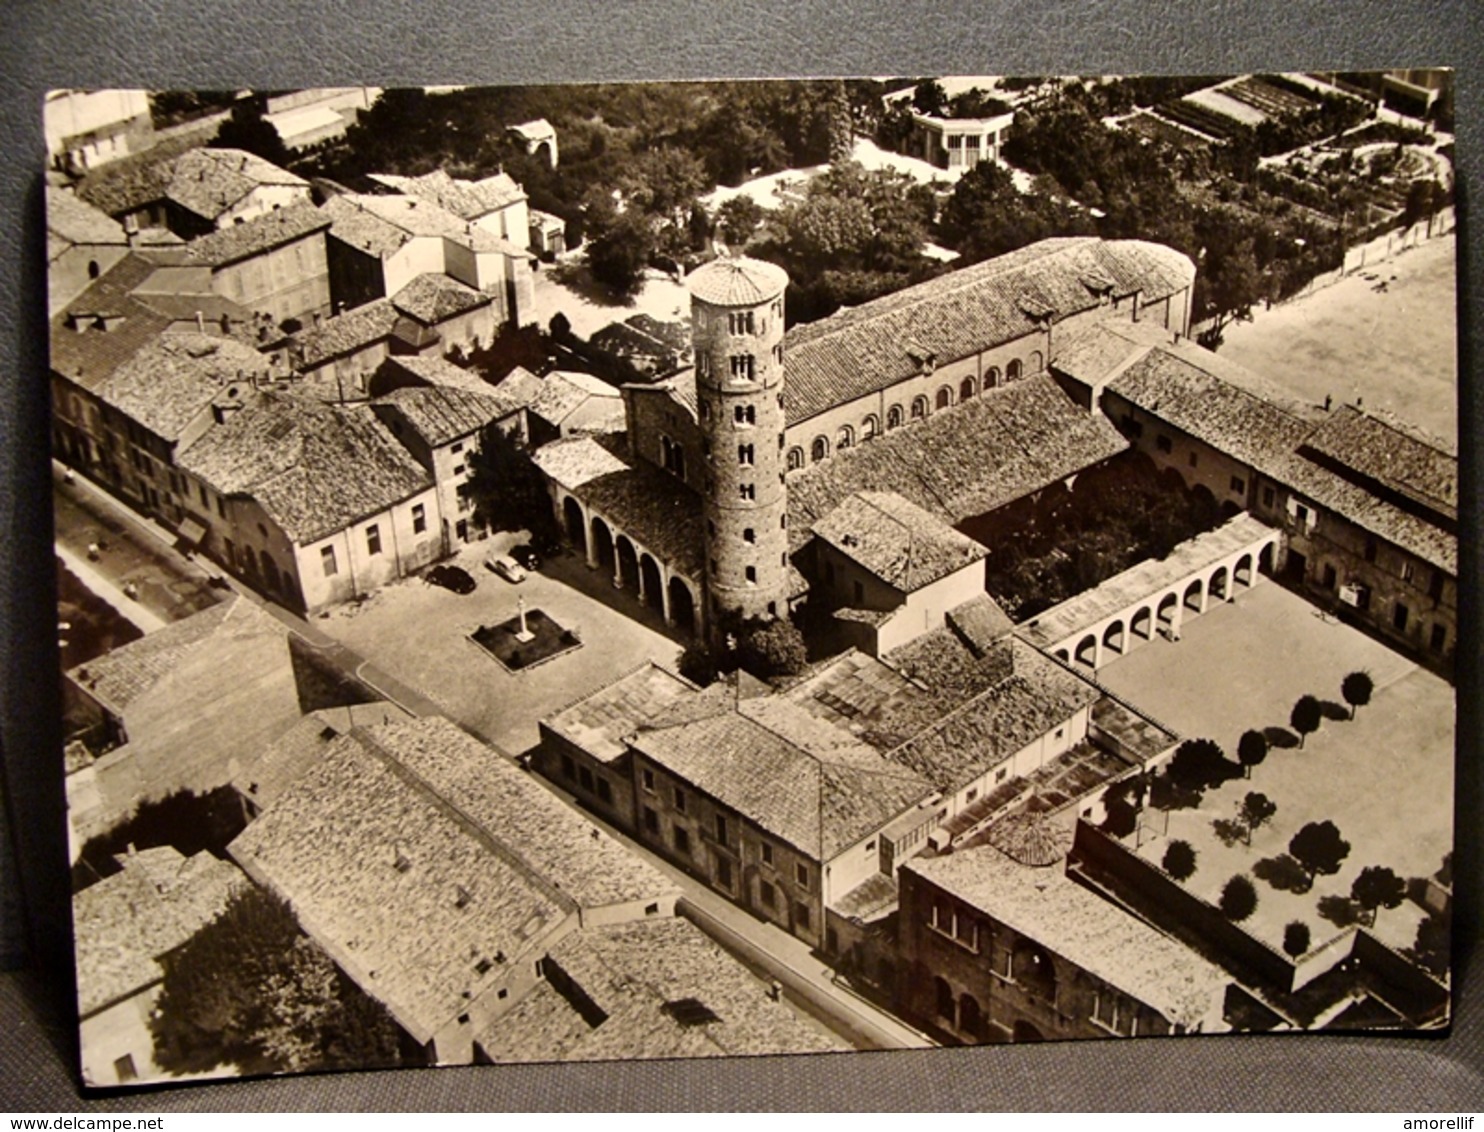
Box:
45;71;1456;1087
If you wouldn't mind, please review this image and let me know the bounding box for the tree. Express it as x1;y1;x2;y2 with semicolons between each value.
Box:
1237;729;1269;778
1168;737;1229;793
1409;911;1450;979
1162;839;1197;882
1282;920;1311;958
465;421;561;548
1350;865;1406;927
1290;694;1322;749
716;196;765;248
211;97;292;168
1237;792;1278;846
586;210;655;299
736;617;808;680
1341;670;1374;719
912;79;948;116
153;887;402;1075
1288;820;1351;891
1220;874;1258;922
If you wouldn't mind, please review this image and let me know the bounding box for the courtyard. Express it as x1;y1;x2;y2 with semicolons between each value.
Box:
316;532;684;756
1218;233;1457;442
1097;581;1453;958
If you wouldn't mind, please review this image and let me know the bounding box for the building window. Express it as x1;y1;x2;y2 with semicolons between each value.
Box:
561;754;576;780
411;503;427;534
675;787;687;814
1430;623;1447;653
113;1054;138;1083
642;768;655;792
1401;560;1415;583
1322;563;1337;590
760;880;776;908
786;447;805;471
743;527;755;543
1393;602;1409;632
711;558;719;577
734;404;756;426
199;484;209;506
321;546;338;577
730;355;755;381
728;311;756;335
451;441;464;455
216;496;227;519
1295;504;1310;526
1262;485;1276;509
795;902;811;930
366;524;382;555
1230;475;1245;495
745;565;757;584
761;842;774;866
674;826;691;855
862;414;879;440
739;483;755;501
643;806;659;834
837;425;854;450
1429;571;1445;601
596;777;613;805
738;443;755;465
811;436;829;463
887;405;904;429
796;862;809;889
716;855;733;889
911;396;928;419
936;386;952;410
1156;434;1173;454
715;813;729;844
453;463;465;477
578;765;594;792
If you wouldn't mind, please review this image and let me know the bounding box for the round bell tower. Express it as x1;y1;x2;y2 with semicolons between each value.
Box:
688;255;791;638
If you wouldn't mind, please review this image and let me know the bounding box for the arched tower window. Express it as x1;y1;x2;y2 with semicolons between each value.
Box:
836;424;854;451
911;395;929;420
887;405;904;430
1007;359;1023;382
985;366;1001;389
960;377;976;401
811;436;829;463
936;386;952;410
862;414;879;440
787;447;805;471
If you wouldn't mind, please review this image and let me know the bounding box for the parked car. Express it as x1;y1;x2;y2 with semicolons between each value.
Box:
509;543;540;570
425;564;476;595
486;554;527;583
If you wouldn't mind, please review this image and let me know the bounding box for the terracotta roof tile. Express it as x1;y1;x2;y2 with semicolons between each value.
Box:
166;148;307;223
368;170;526;220
182;201;330;267
687;256;789;307
46;186;127;248
98;332;270;441
813;491;987;592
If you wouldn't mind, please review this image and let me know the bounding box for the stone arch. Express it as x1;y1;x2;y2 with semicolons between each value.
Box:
640;553;664;613
1157;590;1180;628
1183;577;1204;612
836;424;855;451
985;366;1001;389
668;576;696;635
1258;542;1276;576
1055;648;1070;663
1234;553;1254;587
887;405;904;430
935;386;952;411
960;376;977;401
934;976;955;1023
591;516;615;575
1012;1020;1045;1043
862;414;879;441
1007;359;1023;382
786;446;805;471
1075;633;1098;668
1131;605;1154;640
1029;349;1044;374
261;552;282;595
958;992;983;1040
811;435;830;464
615;534;639;590
1210;565;1229;602
563;495;587;553
911;395;929;420
1103;619;1125;656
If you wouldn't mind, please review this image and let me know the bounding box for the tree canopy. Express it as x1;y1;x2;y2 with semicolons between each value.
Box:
466;421;561;548
1341;670;1374;718
1288;820;1351;889
1350;865;1406;926
1237;729;1269;777
1220;874;1258;922
1290;694;1323;748
1168;737;1230;793
1282;920;1311;958
1162;839;1197;881
210;97;291;168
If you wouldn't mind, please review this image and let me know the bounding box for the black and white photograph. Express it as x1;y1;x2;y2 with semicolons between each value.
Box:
44;72;1457;1088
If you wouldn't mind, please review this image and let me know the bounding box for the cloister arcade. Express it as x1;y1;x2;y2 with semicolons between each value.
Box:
1027;517;1280;673
558;490;701;636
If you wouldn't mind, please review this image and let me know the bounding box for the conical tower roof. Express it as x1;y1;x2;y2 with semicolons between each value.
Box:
687;255;789;307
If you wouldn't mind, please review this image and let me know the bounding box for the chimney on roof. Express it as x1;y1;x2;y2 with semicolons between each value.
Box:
123;214;140;247
196;310;205;333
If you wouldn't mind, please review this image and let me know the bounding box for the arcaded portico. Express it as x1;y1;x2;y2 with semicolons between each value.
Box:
1018;513;1281;671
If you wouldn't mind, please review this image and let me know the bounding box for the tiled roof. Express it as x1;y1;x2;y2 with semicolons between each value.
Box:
881;637;1100;793
291;299;402;366
98;332;270;441
546;663;701;764
73;848;243;1016
391;273;490;324
476;917;845;1063
945;593;1015;652
178;393;432;544
509;119;555;141
66;597;278;713
228;727;572;1044
376;353;494;396
368;169;526;220
323;194;413;258
73;133;203;217
778;649;931;745
376;385;520;447
1300;404;1457;520
906;848;1227;1028
687;256;789;307
782;237;1194;423
230;712;344;811
166;148;308;223
786;376;1128;549
182;201;330;268
368;717;677;910
531;434;632;491
631;696;932;860
325;192;519;255
529;370;625;432
813;491;987;592
46;186;127;248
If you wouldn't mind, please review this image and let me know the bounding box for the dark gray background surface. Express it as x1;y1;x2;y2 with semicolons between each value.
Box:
2;0;1480;1110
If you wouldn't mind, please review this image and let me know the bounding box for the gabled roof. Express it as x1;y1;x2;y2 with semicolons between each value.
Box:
528;370;624;431
630;695;933;860
46;186;127;250
166;148;308;223
390;272;489;324
476;918;845;1063
228;727;572;1044
178;393;432;544
324;192;521;256
98;332;269;442
813;490;987;592
290;299;402;366
687;256;789;307
182;201;330;268
906;848;1227;1028
1300;404;1457;521
376;353;494;396
782;237;1194;423
376;384;522;448
66;596;280;713
786;376;1128;549
368;169;527;220
545;663;701;764
73;847;243;1016
230;712;344;811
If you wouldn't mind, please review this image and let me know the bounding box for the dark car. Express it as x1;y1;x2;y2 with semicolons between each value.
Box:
510;543;540;570
424;564;476;594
